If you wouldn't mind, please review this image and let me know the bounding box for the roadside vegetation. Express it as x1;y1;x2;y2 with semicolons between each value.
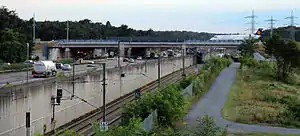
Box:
222;34;300;129
0;63;32;72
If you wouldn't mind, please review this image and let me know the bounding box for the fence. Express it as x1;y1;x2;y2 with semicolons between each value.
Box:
141;109;157;131
180;83;193;98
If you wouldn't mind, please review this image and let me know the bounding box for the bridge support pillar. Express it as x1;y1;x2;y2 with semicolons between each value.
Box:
126;47;131;58
120;44;125;58
48;48;60;61
93;49;103;58
65;48;71;58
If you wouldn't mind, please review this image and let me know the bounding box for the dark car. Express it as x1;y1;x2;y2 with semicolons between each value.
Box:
56;63;63;69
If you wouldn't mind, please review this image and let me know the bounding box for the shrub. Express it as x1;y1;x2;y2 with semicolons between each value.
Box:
0;63;31;71
58;58;74;64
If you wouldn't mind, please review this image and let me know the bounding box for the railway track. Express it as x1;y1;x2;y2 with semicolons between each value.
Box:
51;66;196;136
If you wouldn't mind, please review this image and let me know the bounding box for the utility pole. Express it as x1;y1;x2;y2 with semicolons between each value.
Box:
51;96;56;133
157;49;161;89
71;59;75;99
26;43;30;136
102;63;107;123
32;13;36;43
117;41;123;96
285;10;298;40
245;10;257;35
182;44;186;77
66;20;69;41
265;16;278;37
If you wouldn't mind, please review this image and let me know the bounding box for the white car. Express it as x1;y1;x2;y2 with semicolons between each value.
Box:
137;56;142;60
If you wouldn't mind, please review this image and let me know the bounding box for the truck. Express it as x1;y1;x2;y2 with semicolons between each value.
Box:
32;61;57;78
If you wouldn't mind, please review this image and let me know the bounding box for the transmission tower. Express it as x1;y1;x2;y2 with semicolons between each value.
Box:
285;10;298;40
245;10;257;35
265;16;278;37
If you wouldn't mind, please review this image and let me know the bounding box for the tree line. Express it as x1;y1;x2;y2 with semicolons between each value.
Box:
0;6;216;63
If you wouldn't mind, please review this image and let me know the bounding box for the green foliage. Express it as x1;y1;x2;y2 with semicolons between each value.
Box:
188;115;227;136
0;7;33;63
238;38;258;57
93;117;148;136
57;58;74;64
264;34;300;81
0;63;32;71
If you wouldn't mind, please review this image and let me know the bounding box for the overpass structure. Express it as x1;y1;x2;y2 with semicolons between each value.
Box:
35;39;242;61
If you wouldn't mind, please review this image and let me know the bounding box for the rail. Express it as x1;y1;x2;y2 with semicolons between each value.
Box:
50;66;196;136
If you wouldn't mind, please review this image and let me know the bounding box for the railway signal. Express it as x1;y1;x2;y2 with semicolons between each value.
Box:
56;88;63;104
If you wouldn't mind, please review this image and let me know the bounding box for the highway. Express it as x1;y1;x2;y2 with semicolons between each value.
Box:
0;59;145;88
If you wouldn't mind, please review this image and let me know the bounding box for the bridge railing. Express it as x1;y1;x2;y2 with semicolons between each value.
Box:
54;39;243;45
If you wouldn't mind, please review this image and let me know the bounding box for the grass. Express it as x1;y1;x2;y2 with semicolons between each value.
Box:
229;132;300;136
222;65;300;128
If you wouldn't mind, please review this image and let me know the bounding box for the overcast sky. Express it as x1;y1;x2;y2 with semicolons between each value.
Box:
1;0;300;33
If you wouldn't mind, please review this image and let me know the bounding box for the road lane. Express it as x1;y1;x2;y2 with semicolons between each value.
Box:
0;59;145;87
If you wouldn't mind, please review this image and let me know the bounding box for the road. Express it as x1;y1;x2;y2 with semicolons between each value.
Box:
0;59;145;87
185;53;300;134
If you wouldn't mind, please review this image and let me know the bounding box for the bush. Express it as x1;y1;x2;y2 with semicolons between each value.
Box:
57;58;74;64
0;63;31;71
187;115;227;136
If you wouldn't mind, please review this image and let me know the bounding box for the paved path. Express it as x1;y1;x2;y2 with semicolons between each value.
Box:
186;56;300;134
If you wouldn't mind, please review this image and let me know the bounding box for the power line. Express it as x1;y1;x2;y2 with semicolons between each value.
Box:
245;10;258;35
265;16;278;37
55;83;100;110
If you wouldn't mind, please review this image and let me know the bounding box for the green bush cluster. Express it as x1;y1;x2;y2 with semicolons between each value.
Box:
57;58;74;64
0;63;32;71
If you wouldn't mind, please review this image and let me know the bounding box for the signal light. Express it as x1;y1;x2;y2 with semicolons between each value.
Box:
56;88;63;104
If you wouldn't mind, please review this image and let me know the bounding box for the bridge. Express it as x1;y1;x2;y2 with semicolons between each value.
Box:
34;39;242;61
51;39;242;48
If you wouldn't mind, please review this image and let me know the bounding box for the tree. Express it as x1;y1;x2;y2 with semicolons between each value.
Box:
264;34;300;80
238;37;258;57
0;28;26;62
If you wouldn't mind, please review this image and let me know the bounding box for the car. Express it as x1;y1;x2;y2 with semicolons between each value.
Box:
88;61;95;64
62;64;72;71
24;60;34;65
137;56;142;60
55;63;63;69
129;58;135;63
123;58;129;62
87;64;97;67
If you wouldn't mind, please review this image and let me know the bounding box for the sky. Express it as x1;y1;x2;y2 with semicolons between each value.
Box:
1;0;300;33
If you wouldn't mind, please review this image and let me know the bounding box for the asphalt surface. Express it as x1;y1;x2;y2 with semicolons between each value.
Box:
0;59;144;87
186;53;300;134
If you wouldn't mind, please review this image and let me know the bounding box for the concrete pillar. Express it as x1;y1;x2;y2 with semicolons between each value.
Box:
119;45;125;58
65;48;71;58
48;48;60;61
93;49;102;58
126;48;132;58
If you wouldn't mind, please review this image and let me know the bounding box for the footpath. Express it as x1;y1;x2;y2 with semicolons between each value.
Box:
185;58;300;134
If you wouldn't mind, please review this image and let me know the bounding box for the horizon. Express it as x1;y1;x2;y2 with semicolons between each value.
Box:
2;0;300;34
